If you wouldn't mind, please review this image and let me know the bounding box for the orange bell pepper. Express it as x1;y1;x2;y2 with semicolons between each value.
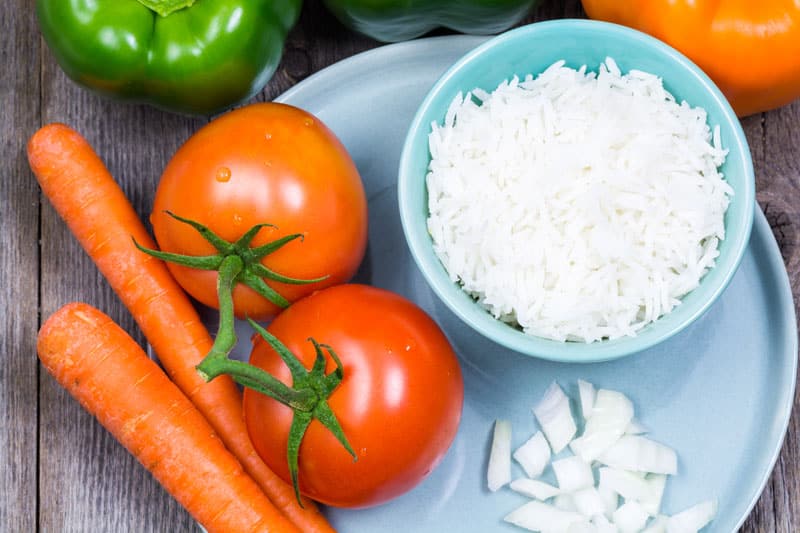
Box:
581;0;800;116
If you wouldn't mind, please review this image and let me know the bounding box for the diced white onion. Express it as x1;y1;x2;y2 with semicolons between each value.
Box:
592;514;619;533
572;487;607;518
597;480;620;519
488;381;716;533
598;468;652;504
488;419;512;491
504;500;586;532
570;430;626;464
598;436;677;475
586;390;635;435
666;500;717;533
571;390;633;461
554;493;579;512
514;431;552;478
642;475;667;516
553;455;595;492
567;521;599;533
613;501;650;533
534;382;577;454
642;515;668;533
510;478;561;501
578;379;597;420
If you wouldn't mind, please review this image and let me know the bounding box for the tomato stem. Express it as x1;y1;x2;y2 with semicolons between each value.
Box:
135;212;354;504
247;319;358;506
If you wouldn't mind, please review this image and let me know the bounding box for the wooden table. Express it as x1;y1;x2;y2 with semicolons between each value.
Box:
3;0;797;530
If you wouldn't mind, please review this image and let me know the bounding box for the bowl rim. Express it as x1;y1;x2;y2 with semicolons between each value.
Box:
397;19;756;363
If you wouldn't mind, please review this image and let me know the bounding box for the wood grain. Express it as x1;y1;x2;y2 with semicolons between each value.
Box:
1;0;795;530
1;2;40;531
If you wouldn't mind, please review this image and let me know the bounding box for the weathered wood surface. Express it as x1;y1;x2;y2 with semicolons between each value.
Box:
1;0;797;530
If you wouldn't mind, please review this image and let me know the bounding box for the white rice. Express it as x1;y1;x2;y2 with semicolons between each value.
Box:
426;58;731;343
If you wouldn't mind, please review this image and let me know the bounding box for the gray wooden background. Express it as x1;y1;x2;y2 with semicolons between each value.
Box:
2;0;797;531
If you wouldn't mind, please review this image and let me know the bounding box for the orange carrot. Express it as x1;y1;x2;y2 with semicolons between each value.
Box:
28;123;334;533
37;302;297;533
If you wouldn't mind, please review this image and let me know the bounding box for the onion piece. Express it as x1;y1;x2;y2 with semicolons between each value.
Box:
504;500;586;532
567;521;599;533
510;478;561;501
554;493;579;512
613;501;650;533
598;467;652;505
553;455;595;492
488;419;512;491
591;514;619;533
578;379;597;420
642;475;667;516
666;500;717;533
572;487;607;518
514;431;551;478
597;481;620;519
534;382;577;453
598;436;678;475
570;389;633;461
642;515;668;533
570;430;626;464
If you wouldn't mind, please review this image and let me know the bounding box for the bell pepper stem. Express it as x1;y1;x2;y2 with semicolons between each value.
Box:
135;0;196;17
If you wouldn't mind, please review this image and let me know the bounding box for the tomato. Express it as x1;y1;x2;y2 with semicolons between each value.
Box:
243;284;464;508
150;103;367;319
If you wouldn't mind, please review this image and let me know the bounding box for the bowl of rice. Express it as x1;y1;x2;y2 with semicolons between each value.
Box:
397;20;755;362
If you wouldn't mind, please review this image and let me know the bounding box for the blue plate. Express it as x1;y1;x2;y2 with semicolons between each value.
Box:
268;36;796;532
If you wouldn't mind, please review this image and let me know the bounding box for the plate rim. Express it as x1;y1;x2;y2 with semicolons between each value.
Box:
271;34;798;532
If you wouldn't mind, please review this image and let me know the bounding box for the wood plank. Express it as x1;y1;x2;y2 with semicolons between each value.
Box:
0;2;41;531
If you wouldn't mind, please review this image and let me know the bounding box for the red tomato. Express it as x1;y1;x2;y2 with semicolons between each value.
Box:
150;103;367;319
243;284;464;508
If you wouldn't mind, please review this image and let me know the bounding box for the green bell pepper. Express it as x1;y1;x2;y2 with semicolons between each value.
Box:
36;0;302;115
322;0;540;43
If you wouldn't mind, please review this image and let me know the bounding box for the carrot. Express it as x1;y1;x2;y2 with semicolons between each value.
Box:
37;302;297;533
28;123;335;533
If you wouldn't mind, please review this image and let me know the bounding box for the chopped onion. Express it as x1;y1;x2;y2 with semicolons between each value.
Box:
490;381;717;533
510;478;561;501
554;493;579;512
567;521;599;533
642;475;667;516
586;390;634;435
592;514;619;533
597;480;620;519
613;501;650;533
570;430;626;464
553;455;595;492
598;436;678;475
572;487;607;518
598;467;651;504
570;390;633;461
504;500;586;532
666;500;717;533
488;419;512;491
597;469;665;517
534;382;577;453
642;515;668;533
578;379;597;420
514;431;551;478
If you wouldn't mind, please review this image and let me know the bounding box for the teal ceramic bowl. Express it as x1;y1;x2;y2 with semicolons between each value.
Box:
397;20;755;363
